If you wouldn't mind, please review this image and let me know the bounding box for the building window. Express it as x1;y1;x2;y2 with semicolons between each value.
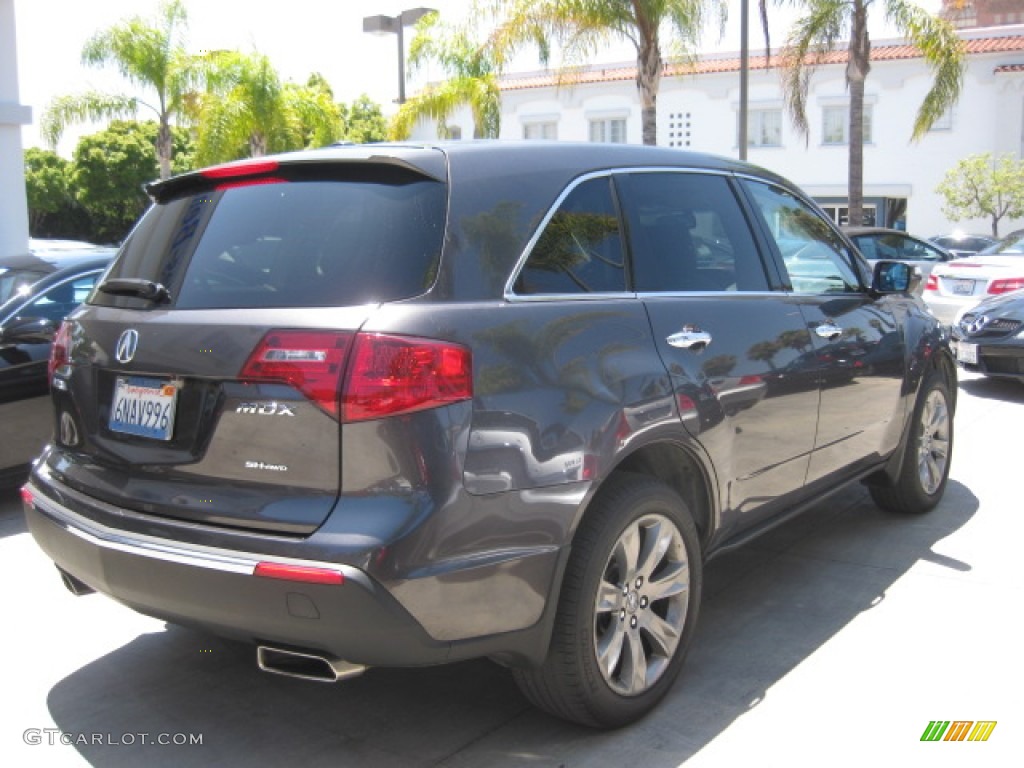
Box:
523;121;557;140
746;109;782;147
589;118;627;144
819;203;877;227
822;104;873;145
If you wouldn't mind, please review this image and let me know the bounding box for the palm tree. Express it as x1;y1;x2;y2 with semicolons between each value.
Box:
484;0;724;145
780;0;964;225
41;0;192;180
193;51;342;164
389;12;501;140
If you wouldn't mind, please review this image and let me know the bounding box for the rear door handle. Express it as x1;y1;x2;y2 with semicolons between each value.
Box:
667;325;712;351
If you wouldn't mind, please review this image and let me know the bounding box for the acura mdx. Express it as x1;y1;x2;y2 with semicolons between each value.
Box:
22;142;955;727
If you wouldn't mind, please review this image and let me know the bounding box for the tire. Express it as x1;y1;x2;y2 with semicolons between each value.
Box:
513;474;702;728
870;367;954;514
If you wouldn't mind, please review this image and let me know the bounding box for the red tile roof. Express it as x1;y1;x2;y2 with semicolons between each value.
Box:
500;35;1024;91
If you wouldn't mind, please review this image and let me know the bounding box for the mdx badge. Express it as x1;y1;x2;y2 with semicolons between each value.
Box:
115;329;139;363
236;402;297;416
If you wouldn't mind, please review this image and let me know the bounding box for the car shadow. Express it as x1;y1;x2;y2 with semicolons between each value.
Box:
957;374;1024;402
44;482;977;767
0;487;28;539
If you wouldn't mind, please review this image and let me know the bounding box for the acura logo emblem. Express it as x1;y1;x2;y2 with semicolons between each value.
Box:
115;329;139;363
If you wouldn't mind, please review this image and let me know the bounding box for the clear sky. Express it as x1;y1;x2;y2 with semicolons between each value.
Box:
12;0;941;156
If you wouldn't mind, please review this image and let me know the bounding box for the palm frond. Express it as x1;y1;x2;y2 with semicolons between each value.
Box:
779;0;847;139
885;0;965;139
40;92;139;147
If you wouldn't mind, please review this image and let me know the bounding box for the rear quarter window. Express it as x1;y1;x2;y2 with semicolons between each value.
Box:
93;170;446;309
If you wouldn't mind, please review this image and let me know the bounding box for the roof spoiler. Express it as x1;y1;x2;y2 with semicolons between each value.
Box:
145;150;447;203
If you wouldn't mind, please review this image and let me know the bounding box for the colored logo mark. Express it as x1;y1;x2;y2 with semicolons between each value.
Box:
921;721;997;742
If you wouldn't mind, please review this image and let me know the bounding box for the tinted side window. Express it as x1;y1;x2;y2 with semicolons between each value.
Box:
619;172;769;292
742;180;861;294
514;177;626;295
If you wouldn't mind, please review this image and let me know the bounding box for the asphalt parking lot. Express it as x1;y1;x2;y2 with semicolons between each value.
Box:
1;370;1020;768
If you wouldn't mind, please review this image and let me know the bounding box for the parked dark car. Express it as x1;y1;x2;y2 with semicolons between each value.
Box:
22;143;956;728
843;226;953;291
951;288;1024;382
929;232;998;259
0;244;115;487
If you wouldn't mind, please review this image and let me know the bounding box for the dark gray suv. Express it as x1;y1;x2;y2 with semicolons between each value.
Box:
23;142;955;728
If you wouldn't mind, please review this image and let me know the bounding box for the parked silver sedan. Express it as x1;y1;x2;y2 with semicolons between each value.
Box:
924;229;1024;325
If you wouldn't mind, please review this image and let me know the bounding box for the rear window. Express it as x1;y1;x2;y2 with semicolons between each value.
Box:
92;168;446;309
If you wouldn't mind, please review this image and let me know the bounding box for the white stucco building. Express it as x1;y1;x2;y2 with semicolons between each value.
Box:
0;0;30;258
412;24;1024;237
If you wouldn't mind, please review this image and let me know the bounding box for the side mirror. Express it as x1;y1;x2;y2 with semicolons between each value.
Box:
871;260;920;295
0;316;58;344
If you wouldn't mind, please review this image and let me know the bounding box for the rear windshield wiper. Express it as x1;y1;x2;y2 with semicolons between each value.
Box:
98;278;172;303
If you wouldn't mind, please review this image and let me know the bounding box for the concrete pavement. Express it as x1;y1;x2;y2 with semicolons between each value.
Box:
1;371;1020;767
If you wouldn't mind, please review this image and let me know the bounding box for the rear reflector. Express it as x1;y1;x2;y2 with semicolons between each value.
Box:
254;562;344;585
20;486;33;508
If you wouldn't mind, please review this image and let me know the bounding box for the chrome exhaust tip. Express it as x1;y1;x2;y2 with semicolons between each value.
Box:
256;645;366;683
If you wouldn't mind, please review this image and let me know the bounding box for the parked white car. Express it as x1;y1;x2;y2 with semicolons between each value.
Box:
923;230;1024;325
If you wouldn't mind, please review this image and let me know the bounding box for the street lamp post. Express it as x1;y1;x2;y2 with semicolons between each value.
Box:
363;8;436;104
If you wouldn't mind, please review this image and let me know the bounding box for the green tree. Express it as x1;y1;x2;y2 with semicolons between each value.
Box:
41;0;193;180
390;12;502;140
483;0;723;145
341;95;388;144
780;0;964;225
194;51;342;164
72;120;194;242
23;149;73;234
936;153;1024;238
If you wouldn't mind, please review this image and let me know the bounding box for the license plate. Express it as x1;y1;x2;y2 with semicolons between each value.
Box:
110;376;178;440
956;342;978;365
951;279;974;296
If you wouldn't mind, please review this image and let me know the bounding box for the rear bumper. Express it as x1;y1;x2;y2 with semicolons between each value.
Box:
23;459;571;668
24;478;456;667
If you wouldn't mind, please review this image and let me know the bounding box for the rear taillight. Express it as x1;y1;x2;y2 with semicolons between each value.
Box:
48;321;72;383
924;274;938;292
988;278;1024;295
343;333;473;422
239;331;354;417
240;330;473;422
